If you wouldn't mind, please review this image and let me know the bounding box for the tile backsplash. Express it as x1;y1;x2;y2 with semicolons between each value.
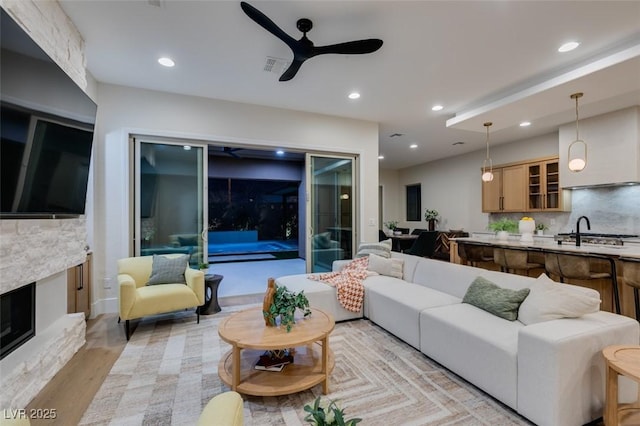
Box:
492;185;640;236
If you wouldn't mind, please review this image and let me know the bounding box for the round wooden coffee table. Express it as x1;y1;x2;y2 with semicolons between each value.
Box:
218;306;335;396
603;345;640;425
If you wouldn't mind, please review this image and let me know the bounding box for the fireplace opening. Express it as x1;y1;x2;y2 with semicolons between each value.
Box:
1;282;35;360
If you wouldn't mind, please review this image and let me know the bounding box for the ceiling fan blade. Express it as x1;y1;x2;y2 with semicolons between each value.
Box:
313;39;383;56
279;59;305;82
240;2;296;49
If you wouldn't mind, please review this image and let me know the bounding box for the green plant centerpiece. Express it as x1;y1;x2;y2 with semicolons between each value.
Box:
535;222;548;231
488;217;518;233
383;220;398;231
304;396;362;426
263;283;312;332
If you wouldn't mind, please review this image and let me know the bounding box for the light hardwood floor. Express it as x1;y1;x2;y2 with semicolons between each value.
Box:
25;313;125;425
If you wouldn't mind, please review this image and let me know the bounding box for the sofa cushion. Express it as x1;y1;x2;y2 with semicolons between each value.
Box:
146;254;188;285
312;232;332;249
275;274;362;321
419;303;523;409
364;276;460;348
178;235;198;246
462;276;530;321
518;273;601;325
356;239;392;258
411;257;491;297
367;253;404;278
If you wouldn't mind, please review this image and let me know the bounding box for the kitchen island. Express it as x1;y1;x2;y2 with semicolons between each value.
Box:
451;234;640;318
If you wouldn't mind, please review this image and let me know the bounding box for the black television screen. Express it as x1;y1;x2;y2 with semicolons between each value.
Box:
0;10;97;218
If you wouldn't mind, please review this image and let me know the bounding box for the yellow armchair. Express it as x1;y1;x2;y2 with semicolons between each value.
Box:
117;254;205;340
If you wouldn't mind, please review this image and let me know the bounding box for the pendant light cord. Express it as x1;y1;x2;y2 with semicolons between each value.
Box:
574;95;580;141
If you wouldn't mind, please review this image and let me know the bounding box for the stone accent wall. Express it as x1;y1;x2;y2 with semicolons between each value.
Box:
0;218;88;295
0;313;86;409
0;0;89;410
0;0;87;90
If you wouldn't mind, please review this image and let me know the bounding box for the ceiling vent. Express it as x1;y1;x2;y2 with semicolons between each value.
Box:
263;56;290;74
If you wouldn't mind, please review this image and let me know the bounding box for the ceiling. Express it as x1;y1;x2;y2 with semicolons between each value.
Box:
59;1;640;170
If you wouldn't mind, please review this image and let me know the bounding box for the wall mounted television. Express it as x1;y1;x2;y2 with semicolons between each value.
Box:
0;9;97;219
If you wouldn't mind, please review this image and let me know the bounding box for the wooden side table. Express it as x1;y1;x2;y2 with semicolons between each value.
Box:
603;345;640;425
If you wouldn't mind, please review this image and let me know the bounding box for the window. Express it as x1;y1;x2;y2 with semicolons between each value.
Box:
406;184;421;221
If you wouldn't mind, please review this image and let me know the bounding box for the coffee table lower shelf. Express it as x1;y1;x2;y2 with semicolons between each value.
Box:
218;343;335;396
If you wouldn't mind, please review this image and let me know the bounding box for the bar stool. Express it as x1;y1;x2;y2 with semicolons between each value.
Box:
458;243;493;267
544;252;621;314
620;257;640;320
493;247;544;276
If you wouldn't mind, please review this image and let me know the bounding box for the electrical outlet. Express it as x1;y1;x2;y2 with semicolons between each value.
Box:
550;218;556;226
368;218;376;226
102;277;112;289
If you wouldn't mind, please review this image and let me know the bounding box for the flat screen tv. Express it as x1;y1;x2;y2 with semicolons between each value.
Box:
1;9;97;218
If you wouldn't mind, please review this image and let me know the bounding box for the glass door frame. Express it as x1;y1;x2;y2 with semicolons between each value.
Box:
132;136;209;264
305;152;359;273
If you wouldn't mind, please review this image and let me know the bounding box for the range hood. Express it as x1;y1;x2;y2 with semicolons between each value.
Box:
559;106;640;189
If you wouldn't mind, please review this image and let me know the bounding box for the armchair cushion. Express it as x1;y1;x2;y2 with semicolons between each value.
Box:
146;254;188;285
197;391;243;426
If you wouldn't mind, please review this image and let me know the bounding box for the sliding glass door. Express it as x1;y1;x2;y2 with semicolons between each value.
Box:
306;154;357;272
134;139;207;266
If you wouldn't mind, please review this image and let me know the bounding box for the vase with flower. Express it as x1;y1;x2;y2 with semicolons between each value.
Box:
424;209;439;231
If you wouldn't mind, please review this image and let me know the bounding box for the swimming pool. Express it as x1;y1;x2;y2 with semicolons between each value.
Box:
208;240;298;255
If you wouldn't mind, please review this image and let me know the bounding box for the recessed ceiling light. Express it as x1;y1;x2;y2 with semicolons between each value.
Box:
558;42;580;53
348;92;360;100
276;150;284;155
519;121;531;127
158;57;175;67
410;144;418;149
431;105;444;111
378;155;384;160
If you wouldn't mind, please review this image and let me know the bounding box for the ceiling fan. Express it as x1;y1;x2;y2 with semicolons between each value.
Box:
240;1;383;81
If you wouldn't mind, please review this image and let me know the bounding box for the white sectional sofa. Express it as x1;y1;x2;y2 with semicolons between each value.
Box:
275;251;640;426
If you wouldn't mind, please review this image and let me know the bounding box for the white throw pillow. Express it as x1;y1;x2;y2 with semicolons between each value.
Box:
367;253;404;279
356;239;392;258
518;273;601;325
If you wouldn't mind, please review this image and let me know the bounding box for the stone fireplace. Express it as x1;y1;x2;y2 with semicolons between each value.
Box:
0;219;87;409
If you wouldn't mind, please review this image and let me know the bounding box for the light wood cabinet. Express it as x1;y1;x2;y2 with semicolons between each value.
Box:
527;159;571;211
483;157;570;213
67;252;91;319
482;165;526;212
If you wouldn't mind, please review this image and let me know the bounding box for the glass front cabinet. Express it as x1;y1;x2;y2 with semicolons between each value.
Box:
527;158;570;211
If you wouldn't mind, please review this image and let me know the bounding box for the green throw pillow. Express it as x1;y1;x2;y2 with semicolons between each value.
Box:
462;276;530;321
146;254;188;285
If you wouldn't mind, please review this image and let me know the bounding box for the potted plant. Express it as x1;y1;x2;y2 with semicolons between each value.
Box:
304;396;362;426
488;218;518;240
535;222;548;236
424;209;439;231
263;284;312;332
383;220;399;235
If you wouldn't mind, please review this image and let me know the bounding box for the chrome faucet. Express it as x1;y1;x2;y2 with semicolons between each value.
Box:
575;216;591;247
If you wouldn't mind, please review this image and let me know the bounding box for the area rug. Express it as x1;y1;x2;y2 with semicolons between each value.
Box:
80;306;532;426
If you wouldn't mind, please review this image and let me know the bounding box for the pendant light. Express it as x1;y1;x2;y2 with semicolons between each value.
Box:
481;122;494;182
568;92;587;172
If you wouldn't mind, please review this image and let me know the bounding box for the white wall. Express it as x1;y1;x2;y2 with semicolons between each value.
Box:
381;133;558;232
91;83;379;315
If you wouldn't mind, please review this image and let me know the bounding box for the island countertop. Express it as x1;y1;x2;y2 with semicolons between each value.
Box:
452;234;640;259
